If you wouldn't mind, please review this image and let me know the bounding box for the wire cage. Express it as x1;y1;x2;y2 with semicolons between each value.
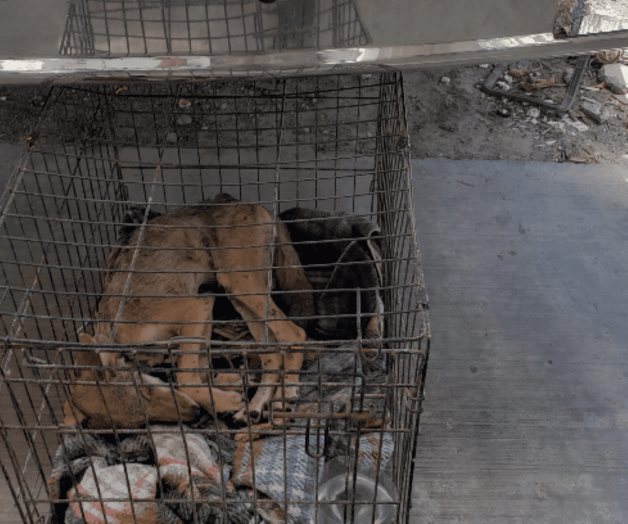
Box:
60;0;370;57
0;73;429;523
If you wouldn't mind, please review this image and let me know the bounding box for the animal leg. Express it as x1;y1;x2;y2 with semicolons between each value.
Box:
63;400;86;426
218;271;305;422
174;296;244;414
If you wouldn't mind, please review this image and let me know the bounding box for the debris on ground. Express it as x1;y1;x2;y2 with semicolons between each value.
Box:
521;77;559;92
404;55;628;163
527;107;541;120
596;49;623;64
581;99;607;124
176;114;193;126
614;93;628;106
600;63;628;94
566;146;598;164
554;0;580;38
495;106;511;118
563;67;575;85
565;117;589;133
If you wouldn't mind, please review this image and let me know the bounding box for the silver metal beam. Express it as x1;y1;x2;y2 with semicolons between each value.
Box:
1;30;628;83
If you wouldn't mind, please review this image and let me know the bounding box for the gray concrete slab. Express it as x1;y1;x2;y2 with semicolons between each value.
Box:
0;143;22;180
410;158;628;523
0;0;68;58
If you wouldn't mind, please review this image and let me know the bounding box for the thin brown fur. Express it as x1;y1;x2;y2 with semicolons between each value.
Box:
63;333;201;428
80;195;313;423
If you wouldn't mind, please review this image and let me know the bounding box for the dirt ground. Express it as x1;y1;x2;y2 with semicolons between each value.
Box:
404;57;628;163
1;57;627;163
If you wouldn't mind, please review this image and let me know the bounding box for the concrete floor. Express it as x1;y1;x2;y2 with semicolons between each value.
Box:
410;158;628;523
0;143;21;174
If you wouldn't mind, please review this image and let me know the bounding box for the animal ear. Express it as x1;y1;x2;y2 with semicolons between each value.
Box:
78;333;96;345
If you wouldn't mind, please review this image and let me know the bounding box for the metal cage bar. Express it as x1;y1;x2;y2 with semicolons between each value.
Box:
59;0;370;57
0;73;428;523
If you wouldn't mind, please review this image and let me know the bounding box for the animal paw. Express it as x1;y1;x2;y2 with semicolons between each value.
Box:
233;396;269;425
233;406;261;426
273;384;299;403
186;386;243;414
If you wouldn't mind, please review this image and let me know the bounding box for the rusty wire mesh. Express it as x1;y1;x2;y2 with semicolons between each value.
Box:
60;0;370;57
0;73;429;523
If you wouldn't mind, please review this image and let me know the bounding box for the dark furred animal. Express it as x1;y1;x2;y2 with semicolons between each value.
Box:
279;207;382;340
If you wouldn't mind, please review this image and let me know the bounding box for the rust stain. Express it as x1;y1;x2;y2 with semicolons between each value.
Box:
158;57;189;68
